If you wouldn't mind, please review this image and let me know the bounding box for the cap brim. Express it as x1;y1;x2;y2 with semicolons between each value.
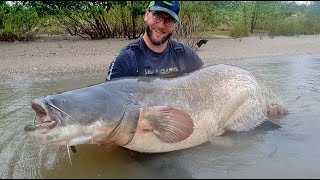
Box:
149;6;179;22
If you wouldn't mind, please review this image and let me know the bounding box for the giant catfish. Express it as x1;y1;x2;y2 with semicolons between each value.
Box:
24;64;288;156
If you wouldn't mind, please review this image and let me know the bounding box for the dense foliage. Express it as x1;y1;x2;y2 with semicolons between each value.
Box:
0;1;319;42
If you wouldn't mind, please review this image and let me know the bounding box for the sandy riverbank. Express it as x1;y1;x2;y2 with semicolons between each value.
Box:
0;34;320;76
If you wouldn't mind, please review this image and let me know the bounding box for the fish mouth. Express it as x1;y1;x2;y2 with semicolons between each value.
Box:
24;99;61;133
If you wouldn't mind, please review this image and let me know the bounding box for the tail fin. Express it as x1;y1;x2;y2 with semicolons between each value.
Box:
267;103;288;117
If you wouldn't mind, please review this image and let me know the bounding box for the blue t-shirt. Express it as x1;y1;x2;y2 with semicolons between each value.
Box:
106;37;204;80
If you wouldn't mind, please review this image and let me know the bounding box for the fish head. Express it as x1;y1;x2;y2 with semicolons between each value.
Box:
24;86;140;147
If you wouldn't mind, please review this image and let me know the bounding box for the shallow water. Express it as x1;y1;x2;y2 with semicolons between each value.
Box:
0;54;319;178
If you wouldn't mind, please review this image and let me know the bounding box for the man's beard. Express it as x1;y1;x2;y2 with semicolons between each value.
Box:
146;25;172;45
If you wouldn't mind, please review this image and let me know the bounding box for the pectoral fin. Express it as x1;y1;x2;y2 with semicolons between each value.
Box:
140;106;194;143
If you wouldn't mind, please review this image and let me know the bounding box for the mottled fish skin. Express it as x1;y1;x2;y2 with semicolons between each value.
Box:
25;64;288;153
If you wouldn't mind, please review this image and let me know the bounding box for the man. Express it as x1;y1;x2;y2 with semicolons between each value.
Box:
106;1;204;81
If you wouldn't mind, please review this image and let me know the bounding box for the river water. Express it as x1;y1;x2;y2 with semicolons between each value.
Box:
0;54;319;178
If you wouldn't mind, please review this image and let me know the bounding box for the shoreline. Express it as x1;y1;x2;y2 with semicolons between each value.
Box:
1;35;320;76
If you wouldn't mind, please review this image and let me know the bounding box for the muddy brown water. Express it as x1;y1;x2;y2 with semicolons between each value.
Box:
0;54;319;178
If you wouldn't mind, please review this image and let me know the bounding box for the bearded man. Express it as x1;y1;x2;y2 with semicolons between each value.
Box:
106;1;204;80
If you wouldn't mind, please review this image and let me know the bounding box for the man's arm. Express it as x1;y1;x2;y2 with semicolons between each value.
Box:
106;50;137;81
183;46;205;72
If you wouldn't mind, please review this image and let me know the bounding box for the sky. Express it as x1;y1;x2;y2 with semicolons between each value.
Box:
294;1;311;5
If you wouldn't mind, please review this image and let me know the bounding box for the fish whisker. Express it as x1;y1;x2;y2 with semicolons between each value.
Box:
34;114;36;126
66;141;72;165
51;123;59;132
38;144;48;158
50;116;62;132
47;102;82;125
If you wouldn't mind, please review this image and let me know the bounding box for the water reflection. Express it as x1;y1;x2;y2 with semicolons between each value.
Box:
0;55;319;178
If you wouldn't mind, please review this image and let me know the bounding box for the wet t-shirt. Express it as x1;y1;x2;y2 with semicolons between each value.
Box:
106;37;204;80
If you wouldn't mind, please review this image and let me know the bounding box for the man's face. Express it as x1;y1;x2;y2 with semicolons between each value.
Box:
144;10;176;45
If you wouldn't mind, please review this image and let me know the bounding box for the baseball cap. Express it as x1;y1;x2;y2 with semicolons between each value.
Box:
148;1;180;22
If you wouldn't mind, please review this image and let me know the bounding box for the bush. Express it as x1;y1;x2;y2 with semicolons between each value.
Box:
0;4;43;41
267;15;320;37
229;20;250;40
